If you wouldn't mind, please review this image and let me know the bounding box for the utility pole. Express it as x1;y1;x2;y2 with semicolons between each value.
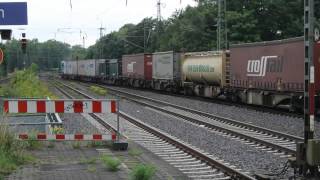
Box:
144;21;146;53
98;24;105;59
157;0;162;22
217;0;221;50
217;0;227;50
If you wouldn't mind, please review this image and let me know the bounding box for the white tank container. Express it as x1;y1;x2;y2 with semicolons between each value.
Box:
182;51;227;87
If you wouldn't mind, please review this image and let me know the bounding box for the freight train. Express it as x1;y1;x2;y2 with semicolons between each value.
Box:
61;37;320;112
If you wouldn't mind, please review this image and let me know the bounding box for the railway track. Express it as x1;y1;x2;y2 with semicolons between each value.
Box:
53;80;255;180
53;82;118;135
75;82;303;157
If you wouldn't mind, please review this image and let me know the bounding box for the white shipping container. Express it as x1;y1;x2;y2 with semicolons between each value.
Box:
65;61;77;75
77;60;96;77
152;51;181;80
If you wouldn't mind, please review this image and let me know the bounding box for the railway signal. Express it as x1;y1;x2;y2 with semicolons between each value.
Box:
290;0;320;177
21;32;27;54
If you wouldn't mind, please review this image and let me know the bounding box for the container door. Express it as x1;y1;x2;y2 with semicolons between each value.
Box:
144;54;153;80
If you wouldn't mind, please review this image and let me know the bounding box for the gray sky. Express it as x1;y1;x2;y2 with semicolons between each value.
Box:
1;0;196;47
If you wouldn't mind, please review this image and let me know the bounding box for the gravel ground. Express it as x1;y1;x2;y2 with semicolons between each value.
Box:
2;115;46;134
71;81;294;178
101;85;320;138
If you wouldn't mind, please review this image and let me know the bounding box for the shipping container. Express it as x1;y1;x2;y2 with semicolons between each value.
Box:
106;59;121;78
229;37;320;109
96;59;107;77
152;51;181;80
64;61;77;75
230;37;305;92
77;59;96;77
122;53;152;80
181;51;229;87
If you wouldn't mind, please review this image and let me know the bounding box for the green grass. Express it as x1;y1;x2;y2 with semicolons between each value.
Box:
130;164;156;180
100;155;121;172
89;86;107;96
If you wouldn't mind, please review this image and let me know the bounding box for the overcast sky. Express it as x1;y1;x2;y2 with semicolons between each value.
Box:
1;0;197;47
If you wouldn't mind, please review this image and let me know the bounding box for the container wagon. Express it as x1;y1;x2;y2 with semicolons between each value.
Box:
152;51;181;92
77;59;98;81
181;51;230;97
230;37;320;111
60;60;78;80
104;59;122;85
122;53;152;88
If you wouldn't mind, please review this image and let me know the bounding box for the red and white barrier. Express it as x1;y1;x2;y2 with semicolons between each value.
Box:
4;99;117;113
18;133;116;141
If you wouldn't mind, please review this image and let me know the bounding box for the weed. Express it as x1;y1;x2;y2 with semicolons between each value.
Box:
72;141;81;149
51;127;64;134
100;155;121;172
80;157;97;164
87;165;97;173
47;141;55;148
130;164;156;180
0;119;36;177
128;148;142;157
89;86;107;96
87;141;104;148
25;131;43;150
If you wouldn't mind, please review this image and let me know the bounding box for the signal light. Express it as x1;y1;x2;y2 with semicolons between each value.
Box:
21;38;27;54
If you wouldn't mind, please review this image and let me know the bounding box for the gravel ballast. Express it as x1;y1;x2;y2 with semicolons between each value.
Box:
102;85;320;138
70;81;294;178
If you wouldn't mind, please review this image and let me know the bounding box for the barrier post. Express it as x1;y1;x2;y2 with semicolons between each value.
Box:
116;99;120;142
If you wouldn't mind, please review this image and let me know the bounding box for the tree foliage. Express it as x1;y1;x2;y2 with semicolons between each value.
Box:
87;0;318;59
0;0;318;72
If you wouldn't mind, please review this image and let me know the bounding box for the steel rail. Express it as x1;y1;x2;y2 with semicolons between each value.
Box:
102;86;303;143
57;81;255;180
79;84;301;156
109;89;298;155
53;83;118;134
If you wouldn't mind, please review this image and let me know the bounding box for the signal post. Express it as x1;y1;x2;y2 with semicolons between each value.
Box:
291;0;320;178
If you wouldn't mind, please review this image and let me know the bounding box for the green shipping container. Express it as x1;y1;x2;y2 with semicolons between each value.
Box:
97;59;107;77
106;59;121;78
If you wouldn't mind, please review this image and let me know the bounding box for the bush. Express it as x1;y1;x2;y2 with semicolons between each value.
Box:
130;164;156;180
0;63;55;98
100;155;121;172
